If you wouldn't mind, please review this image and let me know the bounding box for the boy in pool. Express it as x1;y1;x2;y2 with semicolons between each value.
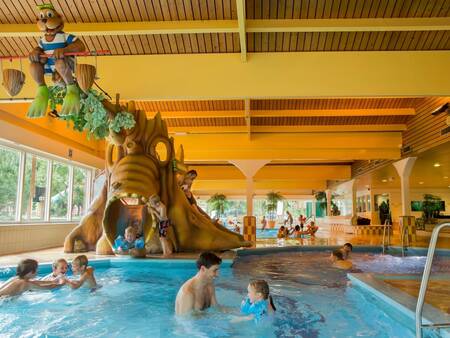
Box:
330;250;353;270
113;226;145;256
66;255;97;289
41;258;69;281
232;279;276;323
0;259;63;297
340;243;353;260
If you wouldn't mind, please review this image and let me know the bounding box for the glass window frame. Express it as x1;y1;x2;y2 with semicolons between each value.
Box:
0;139;95;224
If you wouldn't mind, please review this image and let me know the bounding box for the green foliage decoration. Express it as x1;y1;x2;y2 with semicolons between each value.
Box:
49;86;135;139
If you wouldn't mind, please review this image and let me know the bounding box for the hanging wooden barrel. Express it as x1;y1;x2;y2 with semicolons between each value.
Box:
2;69;25;96
76;64;96;94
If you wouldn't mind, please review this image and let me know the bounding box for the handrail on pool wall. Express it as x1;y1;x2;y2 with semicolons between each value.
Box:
415;222;450;338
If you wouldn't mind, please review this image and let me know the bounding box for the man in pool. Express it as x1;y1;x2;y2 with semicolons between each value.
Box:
175;252;222;315
330;250;353;270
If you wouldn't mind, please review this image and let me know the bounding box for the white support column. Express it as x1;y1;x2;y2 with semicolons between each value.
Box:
311;198;316;219
350;179;357;225
325;189;332;216
393;157;417;216
246;177;254;216
67;166;74;221
229;159;270;216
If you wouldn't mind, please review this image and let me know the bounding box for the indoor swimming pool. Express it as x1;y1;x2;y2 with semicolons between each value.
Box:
0;250;449;337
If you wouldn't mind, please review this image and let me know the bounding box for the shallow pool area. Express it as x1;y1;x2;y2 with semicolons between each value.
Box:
0;250;449;337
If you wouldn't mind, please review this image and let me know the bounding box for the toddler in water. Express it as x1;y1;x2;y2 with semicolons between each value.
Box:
41;258;69;281
113;226;145;255
66;255;97;289
233;279;276;323
0;259;63;297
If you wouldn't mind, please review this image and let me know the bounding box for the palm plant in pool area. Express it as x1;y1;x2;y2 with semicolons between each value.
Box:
265;191;284;222
207;194;229;219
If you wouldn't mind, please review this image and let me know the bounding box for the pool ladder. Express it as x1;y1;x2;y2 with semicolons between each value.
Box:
381;219;391;254
415;222;450;338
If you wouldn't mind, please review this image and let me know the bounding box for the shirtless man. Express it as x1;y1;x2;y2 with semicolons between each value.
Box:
175;252;222;315
0;259;62;298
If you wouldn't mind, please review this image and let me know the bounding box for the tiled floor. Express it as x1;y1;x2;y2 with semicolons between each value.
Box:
384;278;450;314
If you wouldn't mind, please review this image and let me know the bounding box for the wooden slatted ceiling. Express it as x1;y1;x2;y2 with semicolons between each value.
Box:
251;98;424;110
246;0;450;19
2;0;447;25
403;96;450;154
0;1;449;56
135;100;244;111
135;97;423;112
247;31;450;52
252;115;411;125
166;117;246;127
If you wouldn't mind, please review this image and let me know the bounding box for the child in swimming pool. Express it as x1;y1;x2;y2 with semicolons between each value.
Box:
41;258;69;281
66;255;97;289
0;259;63;298
113;226;145;255
232;279;276;323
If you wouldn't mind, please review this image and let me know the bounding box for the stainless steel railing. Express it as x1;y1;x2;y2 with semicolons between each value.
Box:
415;222;450;338
382;219;391;255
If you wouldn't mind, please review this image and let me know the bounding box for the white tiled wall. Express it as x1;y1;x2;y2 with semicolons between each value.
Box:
0;223;77;255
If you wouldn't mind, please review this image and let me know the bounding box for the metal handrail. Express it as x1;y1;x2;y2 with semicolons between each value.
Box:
401;220;410;257
415;222;450;338
382;219;391;254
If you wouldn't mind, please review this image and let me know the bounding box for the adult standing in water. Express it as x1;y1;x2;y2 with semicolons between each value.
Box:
175;252;222;315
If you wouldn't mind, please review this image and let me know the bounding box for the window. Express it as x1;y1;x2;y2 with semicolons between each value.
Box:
0;140;95;224
72;167;88;220
50;162;69;220
0;146;20;221
21;154;48;221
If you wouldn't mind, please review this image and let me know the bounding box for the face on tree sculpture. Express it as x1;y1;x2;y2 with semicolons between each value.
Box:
37;7;64;36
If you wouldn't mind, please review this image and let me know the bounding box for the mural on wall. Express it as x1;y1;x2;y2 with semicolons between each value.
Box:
63;102;250;254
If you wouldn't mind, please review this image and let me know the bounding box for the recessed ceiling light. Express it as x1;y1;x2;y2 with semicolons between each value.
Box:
434;163;441;167
444;176;449;179
382;179;388;183
419;181;424;185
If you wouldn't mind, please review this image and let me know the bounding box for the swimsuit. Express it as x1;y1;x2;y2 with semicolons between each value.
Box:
113;236;144;251
159;219;170;237
240;297;268;323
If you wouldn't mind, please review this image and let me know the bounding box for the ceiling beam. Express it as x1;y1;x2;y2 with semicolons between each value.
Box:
1;18;449;38
168;125;407;134
173;132;402;161
2;52;449;100
236;0;247;62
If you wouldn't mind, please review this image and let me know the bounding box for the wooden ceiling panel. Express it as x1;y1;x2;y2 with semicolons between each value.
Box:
246;0;450;19
252;115;411;126
135;100;245;112
166;117;246;127
248;30;450;52
251;98;424;110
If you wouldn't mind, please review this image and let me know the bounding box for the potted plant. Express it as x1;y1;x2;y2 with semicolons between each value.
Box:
422;194;442;224
314;191;327;216
207;194;229;220
265;191;283;228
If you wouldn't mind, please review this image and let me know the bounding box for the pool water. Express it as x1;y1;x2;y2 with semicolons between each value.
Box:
0;252;449;338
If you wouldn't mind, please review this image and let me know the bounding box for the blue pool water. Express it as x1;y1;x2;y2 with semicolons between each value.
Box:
0;252;449;337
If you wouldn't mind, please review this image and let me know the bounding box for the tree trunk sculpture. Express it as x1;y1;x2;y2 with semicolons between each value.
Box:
64;102;250;254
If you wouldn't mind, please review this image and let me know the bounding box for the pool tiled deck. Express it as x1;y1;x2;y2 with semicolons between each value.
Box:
1;226;449;266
